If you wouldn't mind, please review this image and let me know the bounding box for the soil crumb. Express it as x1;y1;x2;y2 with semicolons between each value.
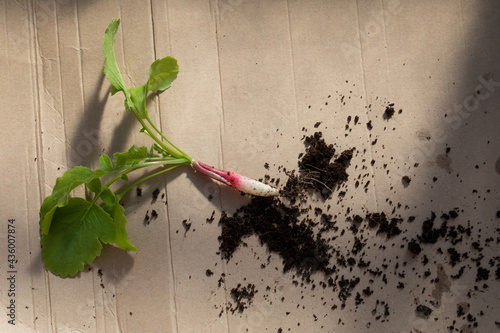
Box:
383;103;396;119
230;283;257;313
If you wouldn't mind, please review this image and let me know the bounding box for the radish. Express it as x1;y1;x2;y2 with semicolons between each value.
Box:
38;18;278;277
192;161;279;197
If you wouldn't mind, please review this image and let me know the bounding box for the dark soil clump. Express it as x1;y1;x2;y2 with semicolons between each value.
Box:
230;283;257;313
476;267;490;282
219;197;333;281
218;212;253;258
402;175;411;187
416;304;433;317
298;132;354;200
383;103;396;119
418;212;447;244
408;239;422;255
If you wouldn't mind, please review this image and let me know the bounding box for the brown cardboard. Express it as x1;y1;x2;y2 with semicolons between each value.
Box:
1;1;500;332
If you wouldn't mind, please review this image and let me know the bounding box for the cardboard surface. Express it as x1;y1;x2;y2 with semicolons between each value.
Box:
1;1;499;332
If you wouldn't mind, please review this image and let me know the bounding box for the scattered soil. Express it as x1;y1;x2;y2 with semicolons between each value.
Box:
229;283;257;313
416;304;433;317
144;209;158;225
140;101;497;330
182;219;192;235
211;122;494;327
366;212;402;239
187;111;497;332
152;188;160;203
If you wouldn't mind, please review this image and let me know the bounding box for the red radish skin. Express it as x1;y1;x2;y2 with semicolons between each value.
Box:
191;161;279;197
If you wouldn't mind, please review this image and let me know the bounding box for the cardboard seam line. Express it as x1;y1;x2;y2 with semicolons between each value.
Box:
24;148;39;333
150;2;181;332
212;2;227;175
27;2;55;331
284;0;300;134
354;0;380;212
149;0;157;60
211;1;231;329
27;1;57;330
30;1;47;202
208;0;226;198
34;0;70;329
24;4;45;321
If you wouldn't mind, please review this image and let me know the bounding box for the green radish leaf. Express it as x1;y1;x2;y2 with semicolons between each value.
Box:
99;154;114;173
86;172;115;206
151;143;170;157
148;56;179;93
87;177;102;194
40;166;97;235
127;84;148;119
100;187;117;206
113;145;149;168
120;174;129;181
41;197;135;277
102;204;138;251
103;19;127;95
